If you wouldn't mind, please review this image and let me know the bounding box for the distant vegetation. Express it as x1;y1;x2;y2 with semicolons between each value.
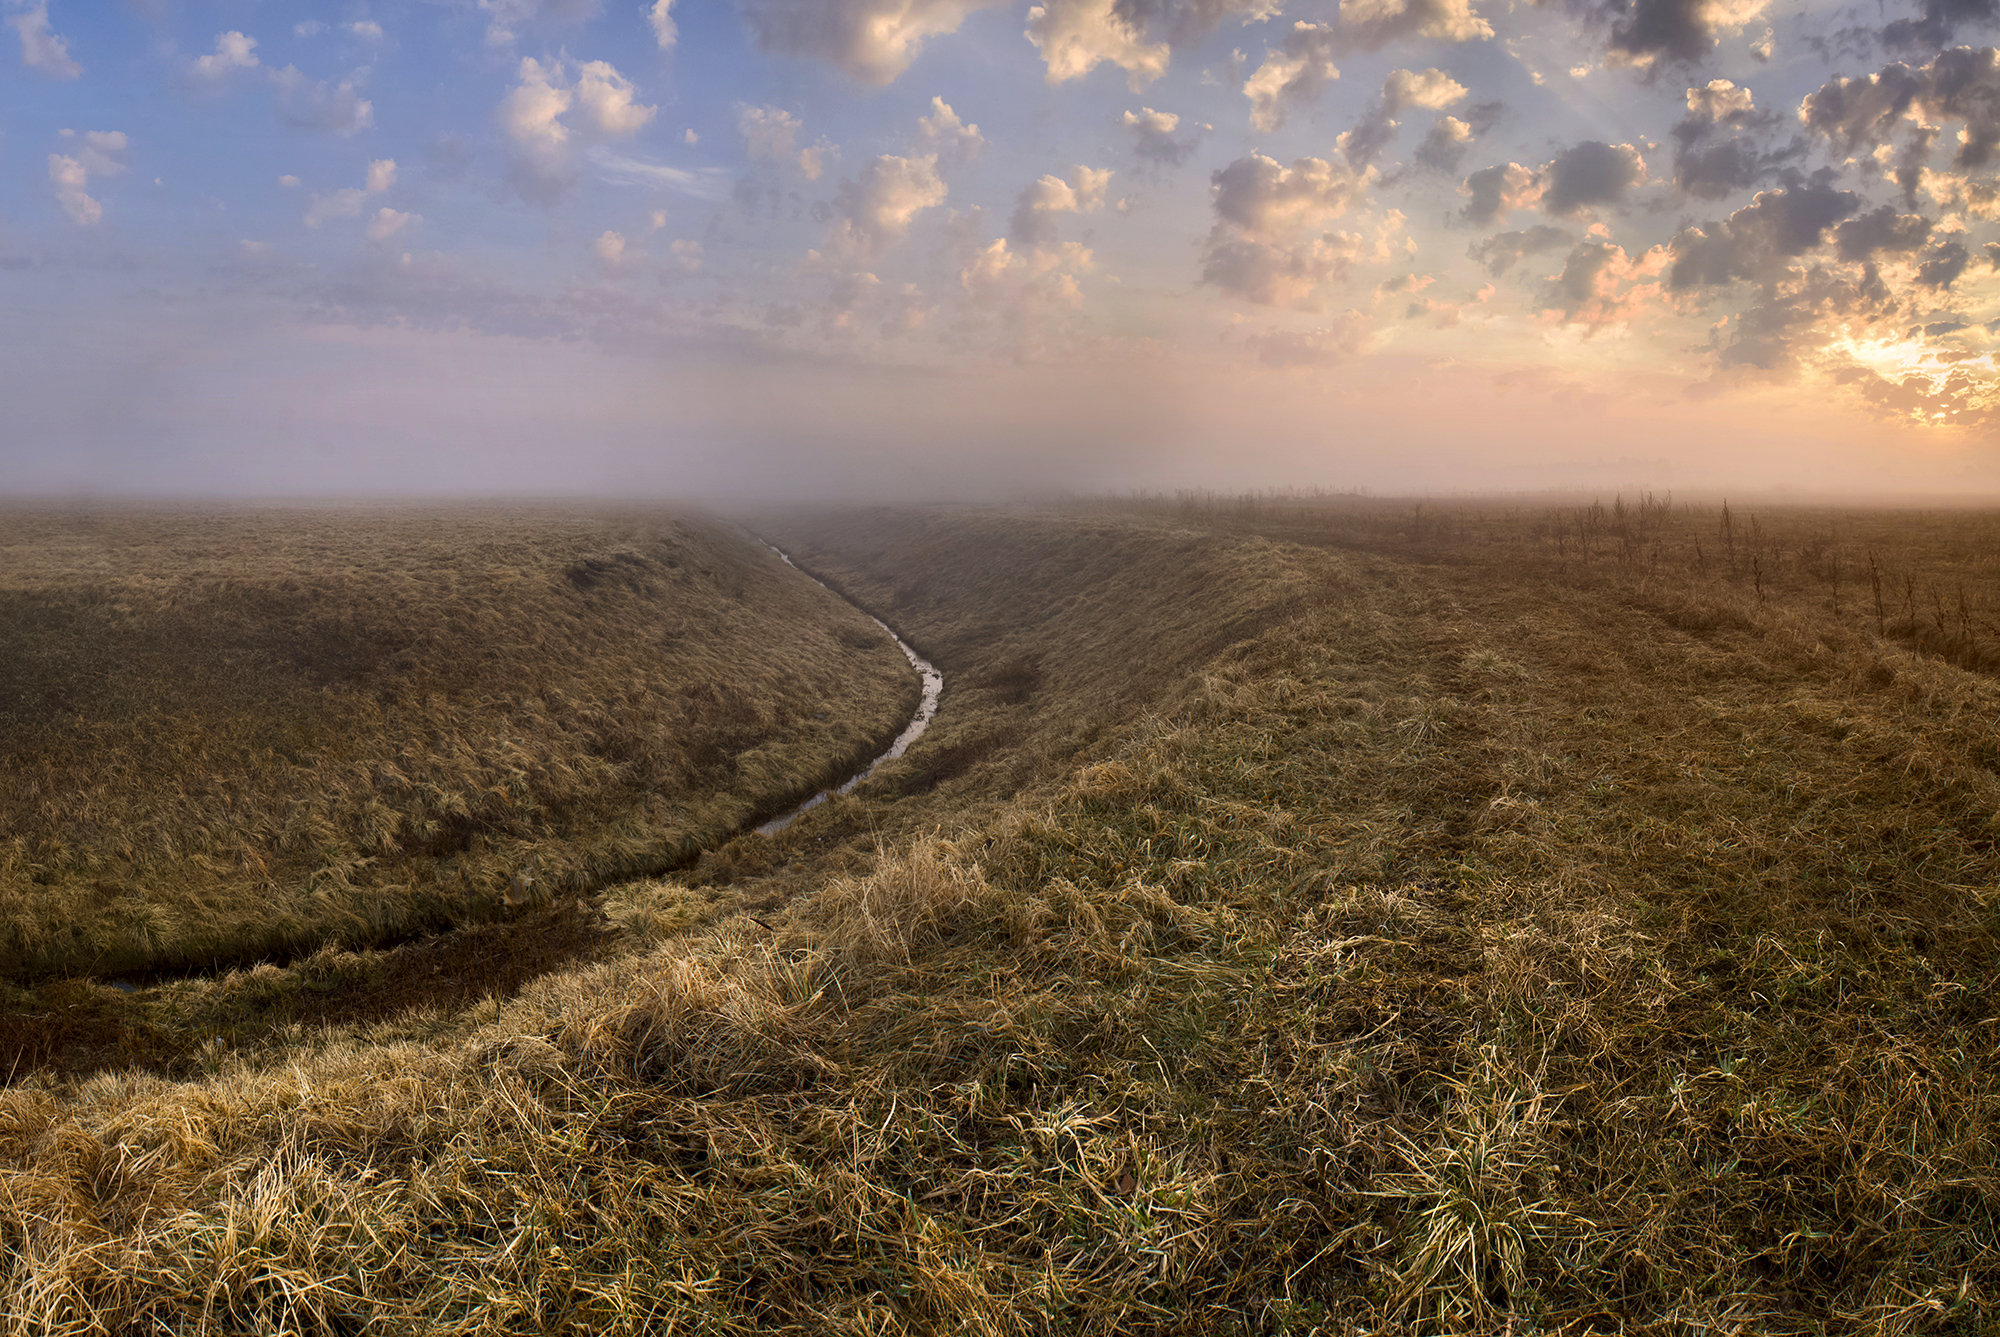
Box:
0;505;914;979
3;496;1997;1334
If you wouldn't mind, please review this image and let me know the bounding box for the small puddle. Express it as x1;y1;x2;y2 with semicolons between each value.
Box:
757;546;943;836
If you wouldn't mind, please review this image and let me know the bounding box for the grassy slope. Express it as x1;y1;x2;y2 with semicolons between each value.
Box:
2;502;1997;1334
0;506;916;979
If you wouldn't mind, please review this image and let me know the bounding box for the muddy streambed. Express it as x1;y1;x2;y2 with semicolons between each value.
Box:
755;545;943;835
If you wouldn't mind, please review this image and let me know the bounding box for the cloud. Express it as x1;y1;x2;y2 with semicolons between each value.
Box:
270;66;376;134
1125;107;1205;168
823;154;948;258
1245;0;1489;131
1468;223;1572;274
1244;23;1340;131
574;59;655;136
191;30;260;79
9;0;80;78
306;158;396;226
955;236;1098;359
56;128;129;177
1414;114;1475;170
737;0;998;85
476;0;603;47
1670;79;1794;199
1880;0;2000;50
1915;239;1971;289
1459;161;1543;224
1203;154;1387;307
500;56;653;203
649;0;677;47
1248;311;1373;365
1337;67;1469;168
594;229;632;268
670;238;703;271
1009;165;1113;250
1541;140;1645;216
1831;205;1931;261
347;20;386;41
587;147;735;198
1539;238;1665;329
47;154;100;225
1666;179;1862;290
1552;0;1770;72
1802;47;2000;176
44;130;126;226
1027;0;1280;88
366;207;415;241
1458;141;1643;224
915;97;984;170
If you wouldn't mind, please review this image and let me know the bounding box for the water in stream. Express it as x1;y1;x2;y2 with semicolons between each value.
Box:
756;548;943;836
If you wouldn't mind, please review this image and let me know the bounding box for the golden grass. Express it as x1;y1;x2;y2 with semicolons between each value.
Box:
0;503;915;979
4;497;1999;1333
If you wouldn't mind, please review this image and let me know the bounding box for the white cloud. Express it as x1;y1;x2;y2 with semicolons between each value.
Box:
366;207;415;241
737;0;997;85
1244;24;1340;132
1010;165;1113;250
1383;67;1468;112
670;237;703;271
1026;0;1281;88
1026;0;1169;87
915;97;984;169
191;30;260;79
279;174;301;188
574;59;655;136
1245;0;1489;130
501;57;653;202
295;20;324;37
1125;106;1206;167
270;66;374;134
587;146;735;199
825;154;948;259
57;129;129;177
739;104;804;159
1202;154;1385;308
347;20;386;41
9;0;80;78
1249;311;1373;365
594;229;631;266
683;128;699;145
306;158;397;227
476;0;603;47
649;0;677;47
47;153;99;225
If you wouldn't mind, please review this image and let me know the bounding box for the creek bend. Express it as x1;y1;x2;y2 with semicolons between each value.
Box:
754;544;944;835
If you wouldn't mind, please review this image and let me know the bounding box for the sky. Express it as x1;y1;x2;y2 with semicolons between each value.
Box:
8;0;2000;500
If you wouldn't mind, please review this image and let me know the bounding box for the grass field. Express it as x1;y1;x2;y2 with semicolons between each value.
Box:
3;496;1997;1333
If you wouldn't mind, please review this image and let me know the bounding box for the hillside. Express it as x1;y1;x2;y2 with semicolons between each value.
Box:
2;499;1996;1334
0;505;916;980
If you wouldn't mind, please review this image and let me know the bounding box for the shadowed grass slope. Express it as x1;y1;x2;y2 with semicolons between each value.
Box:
0;505;916;980
2;503;1996;1333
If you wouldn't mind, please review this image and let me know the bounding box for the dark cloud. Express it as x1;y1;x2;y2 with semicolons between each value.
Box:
1880;0;2000;50
1468;224;1573;275
1541;240;1621;322
1802;48;2000;171
1552;0;1740;71
1831;206;1932;262
1669;81;1797;200
1667;178;1862;290
1915;240;1972;288
1459;162;1540;225
1414;101;1499;173
1542;141;1645;216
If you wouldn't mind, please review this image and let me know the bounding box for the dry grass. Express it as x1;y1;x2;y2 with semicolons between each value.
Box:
4;498;1999;1333
0;503;915;980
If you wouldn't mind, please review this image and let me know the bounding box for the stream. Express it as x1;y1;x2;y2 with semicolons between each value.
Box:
755;545;944;836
